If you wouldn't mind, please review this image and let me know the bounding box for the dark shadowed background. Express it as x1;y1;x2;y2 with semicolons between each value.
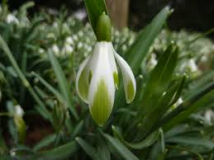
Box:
5;0;214;35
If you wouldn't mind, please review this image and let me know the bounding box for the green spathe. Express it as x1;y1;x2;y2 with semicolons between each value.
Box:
95;14;112;42
90;79;112;126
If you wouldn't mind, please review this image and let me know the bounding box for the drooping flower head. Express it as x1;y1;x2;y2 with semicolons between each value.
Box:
76;14;136;126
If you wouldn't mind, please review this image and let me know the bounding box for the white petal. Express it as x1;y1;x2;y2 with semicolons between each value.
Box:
107;43;119;89
114;52;136;103
76;56;90;103
88;42;115;126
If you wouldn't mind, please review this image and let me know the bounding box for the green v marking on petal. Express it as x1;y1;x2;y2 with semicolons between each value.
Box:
90;79;112;126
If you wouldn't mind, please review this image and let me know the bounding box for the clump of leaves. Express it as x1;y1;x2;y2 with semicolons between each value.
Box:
0;1;214;160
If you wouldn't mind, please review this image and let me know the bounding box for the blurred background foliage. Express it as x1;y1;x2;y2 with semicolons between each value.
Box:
0;0;214;160
6;0;214;35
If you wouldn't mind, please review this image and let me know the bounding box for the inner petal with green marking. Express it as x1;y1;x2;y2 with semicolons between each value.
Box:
90;79;112;126
113;71;119;89
78;68;89;101
126;80;135;103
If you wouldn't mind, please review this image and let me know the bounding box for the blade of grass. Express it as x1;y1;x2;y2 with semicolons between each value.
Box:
39;141;78;160
166;145;204;160
140;45;179;117
76;137;100;160
126;6;172;74
48;50;78;120
0;35;51;120
157;81;214;130
112;126;160;150
103;133;139;160
31;72;65;104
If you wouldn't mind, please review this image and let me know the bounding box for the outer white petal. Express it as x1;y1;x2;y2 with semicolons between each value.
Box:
107;43;119;89
114;52;136;103
88;42;115;126
76;56;90;103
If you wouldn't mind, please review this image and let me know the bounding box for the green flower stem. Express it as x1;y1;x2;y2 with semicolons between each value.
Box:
0;35;51;121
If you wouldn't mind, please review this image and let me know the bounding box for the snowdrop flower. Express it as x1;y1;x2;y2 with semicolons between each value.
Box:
205;109;214;124
175;97;183;107
6;14;19;24
62;44;74;55
14;105;24;117
52;44;60;56
180;59;198;73
66;37;74;45
147;53;157;71
187;59;198;72
76;14;136;126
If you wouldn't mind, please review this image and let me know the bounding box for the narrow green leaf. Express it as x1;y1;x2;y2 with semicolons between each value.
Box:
184;70;214;99
48;50;78;120
112;126;160;150
0;156;15;160
140;45;179;117
168;75;186;106
166;136;214;150
126;6;171;74
166;145;204;160
76;137;100;160
115;6;171;108
160;82;214;130
0;131;8;154
71;120;84;139
140;78;183;138
32;72;65;105
104;134;139;160
33;134;57;151
97;136;111;160
39;141;78;160
0;35;51;121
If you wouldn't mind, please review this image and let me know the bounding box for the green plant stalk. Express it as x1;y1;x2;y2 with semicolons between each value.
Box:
0;35;51;121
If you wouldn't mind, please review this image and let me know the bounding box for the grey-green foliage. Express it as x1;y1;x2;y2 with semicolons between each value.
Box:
0;2;214;160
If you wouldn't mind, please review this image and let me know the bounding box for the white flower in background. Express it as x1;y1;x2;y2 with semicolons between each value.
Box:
53;22;58;28
72;35;78;41
66;37;74;45
52;44;60;56
62;44;74;56
10;150;16;157
205;109;214;124
77;42;83;49
14;105;24;117
76;42;136;126
175;97;183;107
38;48;45;54
78;31;84;37
73;9;87;21
180;59;198;73
187;59;198;72
6;14;19;24
147;53;157;71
